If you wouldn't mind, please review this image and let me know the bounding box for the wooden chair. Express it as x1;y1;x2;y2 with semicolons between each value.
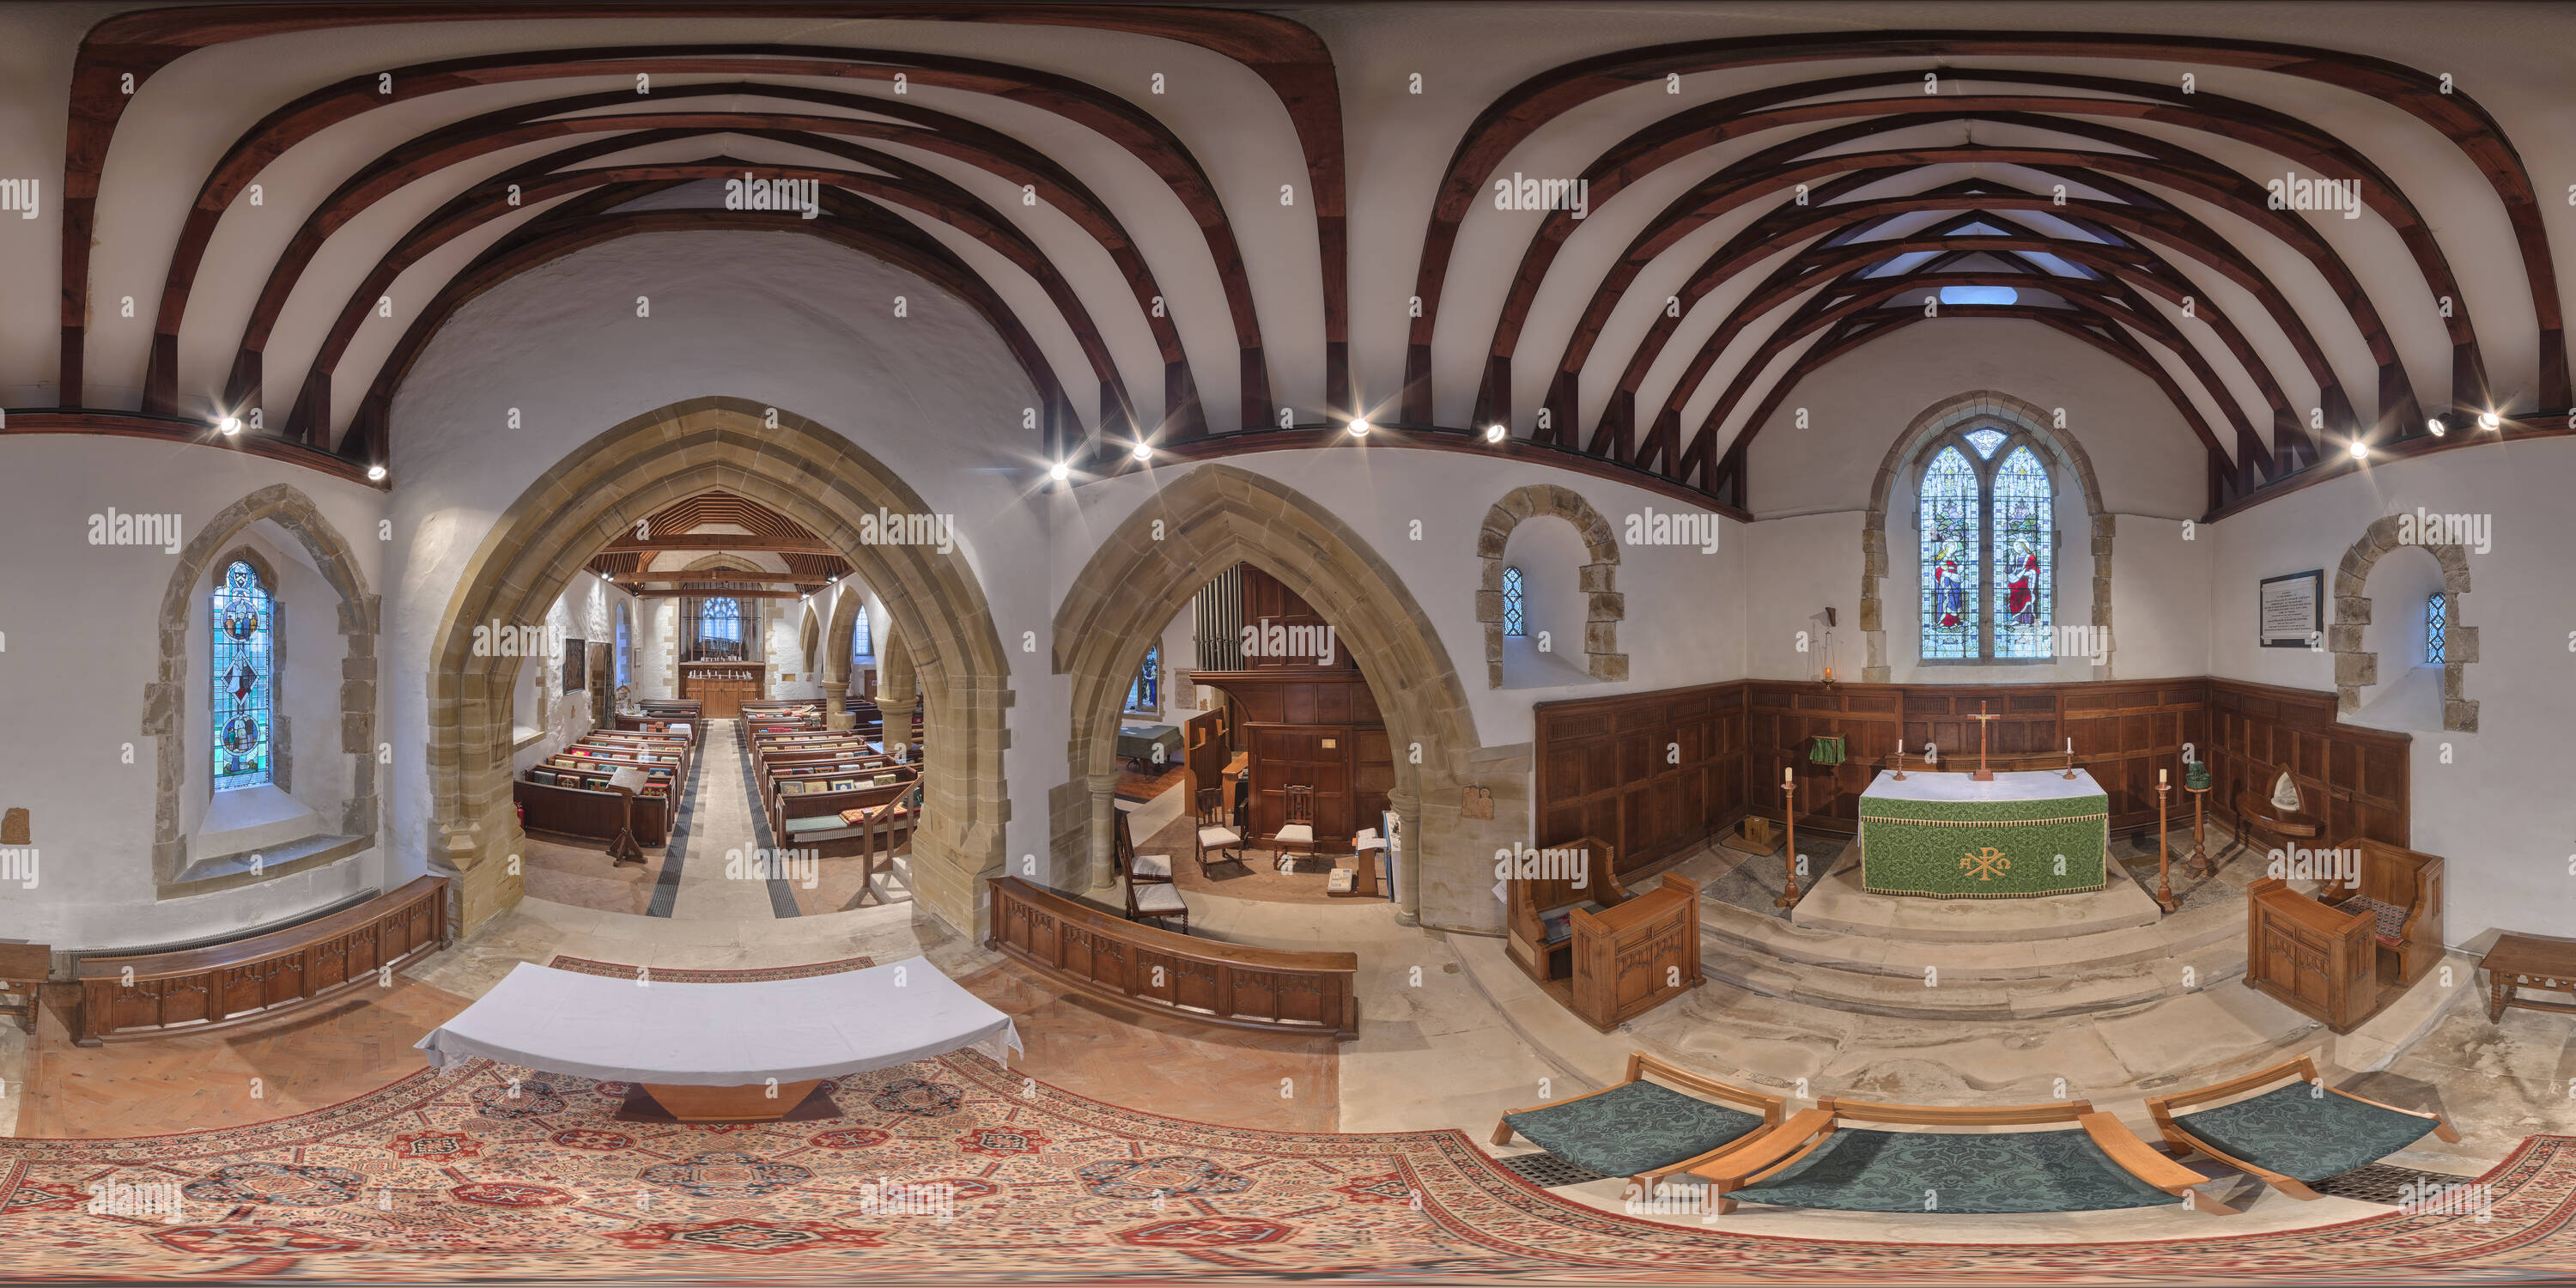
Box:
1125;872;1190;933
1113;809;1172;886
2232;785;2320;860
2314;838;2445;987
1273;784;1316;868
0;943;49;1036
1194;787;1242;874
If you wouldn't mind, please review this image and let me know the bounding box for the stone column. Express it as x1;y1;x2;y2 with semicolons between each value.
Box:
1085;769;1122;890
1388;785;1424;926
817;679;853;730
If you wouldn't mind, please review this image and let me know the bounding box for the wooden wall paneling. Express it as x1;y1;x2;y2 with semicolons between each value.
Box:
2209;679;2408;848
1534;682;1744;876
1237;564;1357;669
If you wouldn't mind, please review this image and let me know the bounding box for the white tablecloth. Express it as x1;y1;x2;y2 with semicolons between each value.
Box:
416;957;1022;1085
1861;769;2104;804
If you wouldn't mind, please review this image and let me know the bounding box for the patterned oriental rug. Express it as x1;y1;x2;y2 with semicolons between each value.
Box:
3;1048;2573;1283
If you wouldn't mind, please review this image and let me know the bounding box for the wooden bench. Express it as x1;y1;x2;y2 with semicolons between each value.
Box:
988;877;1358;1038
2144;1055;2460;1199
1689;1095;2238;1216
519;777;673;846
770;771;920;859
74;877;448;1044
2313;838;2445;987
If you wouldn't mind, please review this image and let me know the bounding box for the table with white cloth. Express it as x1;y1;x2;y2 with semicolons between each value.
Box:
416;956;1021;1121
1857;769;2110;899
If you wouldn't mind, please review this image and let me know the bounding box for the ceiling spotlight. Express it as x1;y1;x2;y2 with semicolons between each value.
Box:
1129;440;1153;461
216;415;241;436
1048;460;1071;483
2348;438;2371;460
1346;417;1371;438
2480;410;2503;431
2426;416;2446;438
1485;422;1508;443
366;463;387;481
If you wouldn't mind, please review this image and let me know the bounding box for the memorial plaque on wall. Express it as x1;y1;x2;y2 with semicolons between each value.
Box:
2257;571;2322;648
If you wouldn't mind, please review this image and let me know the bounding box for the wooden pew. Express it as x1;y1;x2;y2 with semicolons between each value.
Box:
769;768;920;859
74;878;448;1044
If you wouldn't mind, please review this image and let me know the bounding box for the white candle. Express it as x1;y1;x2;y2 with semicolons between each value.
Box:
2066;738;2074;755
1898;739;1905;755
1784;766;1794;785
2160;768;2168;785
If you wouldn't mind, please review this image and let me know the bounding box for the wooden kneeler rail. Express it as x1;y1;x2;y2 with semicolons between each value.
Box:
1489;1052;1787;1195
2143;1055;2462;1200
1686;1096;2240;1216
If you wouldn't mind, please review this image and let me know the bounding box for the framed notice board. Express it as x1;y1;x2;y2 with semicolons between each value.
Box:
2257;571;2323;649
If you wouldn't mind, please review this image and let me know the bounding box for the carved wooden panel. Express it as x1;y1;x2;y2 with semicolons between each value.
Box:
1534;682;1746;874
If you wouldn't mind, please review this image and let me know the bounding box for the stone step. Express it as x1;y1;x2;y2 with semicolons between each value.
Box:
1696;934;2247;1021
1702;895;2241;984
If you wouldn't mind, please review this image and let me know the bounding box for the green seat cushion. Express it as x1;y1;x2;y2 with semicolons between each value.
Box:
2175;1083;2439;1182
781;816;856;835
1737;1127;2174;1213
1502;1080;1763;1179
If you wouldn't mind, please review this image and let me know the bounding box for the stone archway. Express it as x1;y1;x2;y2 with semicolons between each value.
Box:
2332;517;2477;732
425;396;1012;934
1475;484;1625;687
1862;391;2111;681
145;484;379;897
1054;464;1496;931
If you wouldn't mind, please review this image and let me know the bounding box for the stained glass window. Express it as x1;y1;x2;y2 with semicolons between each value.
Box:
211;560;273;791
2425;592;2446;664
1990;446;2054;658
1502;567;1526;636
1965;428;2007;459
854;604;872;659
614;610;631;690
698;597;744;659
1127;643;1159;712
1918;447;1981;659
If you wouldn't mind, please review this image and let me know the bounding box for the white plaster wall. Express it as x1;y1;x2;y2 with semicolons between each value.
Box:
507;570;629;775
0;434;386;950
2207;438;2576;944
381;232;1059;896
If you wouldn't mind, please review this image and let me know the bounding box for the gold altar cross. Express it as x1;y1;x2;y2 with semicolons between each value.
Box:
1970;700;2002;782
1960;847;2011;881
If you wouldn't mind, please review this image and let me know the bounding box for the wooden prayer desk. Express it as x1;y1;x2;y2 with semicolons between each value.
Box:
2480;932;2576;1023
2244;877;2377;1032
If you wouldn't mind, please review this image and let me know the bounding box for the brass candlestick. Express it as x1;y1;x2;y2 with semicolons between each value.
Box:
1776;773;1801;908
1892;746;1908;781
2063;744;2078;780
2154;777;2178;913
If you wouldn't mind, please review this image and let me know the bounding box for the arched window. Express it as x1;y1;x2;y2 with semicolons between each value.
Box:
2425;592;2447;664
211;560;274;790
1127;642;1160;713
1501;566;1527;637
854;604;872;659
697;597;744;659
1917;427;2056;659
614;606;631;690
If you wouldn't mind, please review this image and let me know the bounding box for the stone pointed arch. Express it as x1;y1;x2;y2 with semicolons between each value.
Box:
799;602;823;675
1474;483;1625;688
2333;517;2478;732
425;396;1012;934
1053;464;1491;930
144;483;378;896
1862;391;2110;681
822;584;864;686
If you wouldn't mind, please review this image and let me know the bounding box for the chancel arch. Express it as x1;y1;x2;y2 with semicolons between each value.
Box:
1053;464;1484;929
423;396;1012;936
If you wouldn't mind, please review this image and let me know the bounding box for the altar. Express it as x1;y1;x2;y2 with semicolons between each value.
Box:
1858;769;2109;899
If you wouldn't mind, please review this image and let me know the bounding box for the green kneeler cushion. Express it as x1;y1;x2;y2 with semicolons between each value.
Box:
1736;1128;2177;1213
1502;1080;1765;1178
2174;1084;2441;1182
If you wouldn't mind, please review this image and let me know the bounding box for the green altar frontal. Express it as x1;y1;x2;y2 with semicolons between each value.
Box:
1857;769;2110;899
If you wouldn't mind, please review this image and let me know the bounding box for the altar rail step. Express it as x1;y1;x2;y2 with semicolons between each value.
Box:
1699;895;2242;986
1696;935;2248;1021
